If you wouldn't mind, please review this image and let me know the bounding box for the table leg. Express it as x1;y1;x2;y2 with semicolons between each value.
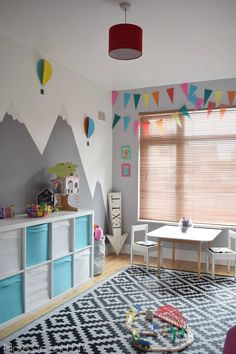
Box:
172;241;176;264
197;242;201;280
158;239;161;276
207;241;211;273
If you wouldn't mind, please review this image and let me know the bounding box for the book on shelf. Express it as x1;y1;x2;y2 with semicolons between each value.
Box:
209;247;235;253
136;240;156;247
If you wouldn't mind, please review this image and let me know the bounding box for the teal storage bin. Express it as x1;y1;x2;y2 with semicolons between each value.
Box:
53;255;72;297
0;274;23;324
75;216;91;250
26;224;49;267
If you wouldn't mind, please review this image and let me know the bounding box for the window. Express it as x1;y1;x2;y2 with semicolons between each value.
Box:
139;108;236;225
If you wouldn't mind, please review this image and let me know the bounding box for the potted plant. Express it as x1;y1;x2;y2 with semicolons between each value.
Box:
178;217;193;233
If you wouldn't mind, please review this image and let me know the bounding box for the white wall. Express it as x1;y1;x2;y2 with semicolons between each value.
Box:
0;32;112;203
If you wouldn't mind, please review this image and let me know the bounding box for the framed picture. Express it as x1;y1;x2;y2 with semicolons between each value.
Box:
121;145;131;160
122;163;131;177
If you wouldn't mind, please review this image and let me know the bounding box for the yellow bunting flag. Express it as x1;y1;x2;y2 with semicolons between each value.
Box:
156;119;163;134
220;104;228;119
172;112;182;127
152;91;160;106
143;93;151;108
214;90;223;106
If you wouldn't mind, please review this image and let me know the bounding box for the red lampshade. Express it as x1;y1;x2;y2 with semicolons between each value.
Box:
109;23;143;60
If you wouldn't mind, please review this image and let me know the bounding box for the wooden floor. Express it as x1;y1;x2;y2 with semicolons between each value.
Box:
0;253;234;340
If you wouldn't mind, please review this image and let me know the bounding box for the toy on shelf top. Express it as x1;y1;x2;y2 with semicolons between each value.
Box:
48;162;80;195
0;205;15;219
25;203;53;218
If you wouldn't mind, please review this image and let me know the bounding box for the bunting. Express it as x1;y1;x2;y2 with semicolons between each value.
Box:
112;91;119;106
124;93;131;109
134;94;141;110
156;119;163;134
195;97;204;110
123;116;131;131
143;93;151;108
188;84;198;105
167;87;174;104
152;91;160;106
180;83;189;97
142;121;150;137
179;105;191;119
227;91;236;106
214;90;223;106
220;104;227;119
112;114;121;129
207;101;216;117
133;120;140;136
204;89;213;106
172;112;182;127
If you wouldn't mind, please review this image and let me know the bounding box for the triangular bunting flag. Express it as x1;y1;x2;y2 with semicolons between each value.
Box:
214;90;223;106
189;95;197;105
112;114;121;128
123;116;131;131
142;121;150;137
220;104;228;119
112;90;119;106
227;91;236;106
167;87;174;104
172;112;182;127
152;91;160;106
195;97;204;110
156;119;163;134
180;83;189;97
124;93;131;109
134;94;141;110
204;89;213;106
207;101;216;117
143;93;151;108
133;120;140;136
179;105;191;119
189;84;198;97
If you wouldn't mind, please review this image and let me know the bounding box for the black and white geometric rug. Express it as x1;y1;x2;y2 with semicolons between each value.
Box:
1;266;236;354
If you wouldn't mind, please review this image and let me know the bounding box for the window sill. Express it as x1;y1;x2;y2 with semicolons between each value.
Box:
138;219;236;230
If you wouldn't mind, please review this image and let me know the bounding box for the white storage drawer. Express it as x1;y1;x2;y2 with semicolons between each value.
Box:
25;263;50;311
0;229;22;277
52;220;71;258
74;249;91;286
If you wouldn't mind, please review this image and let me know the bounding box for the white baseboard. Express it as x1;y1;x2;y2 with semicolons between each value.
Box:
106;243;231;266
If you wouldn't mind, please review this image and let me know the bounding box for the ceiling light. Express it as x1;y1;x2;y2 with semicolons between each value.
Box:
109;1;143;60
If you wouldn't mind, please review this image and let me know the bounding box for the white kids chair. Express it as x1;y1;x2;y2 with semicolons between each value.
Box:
206;229;236;279
130;224;160;271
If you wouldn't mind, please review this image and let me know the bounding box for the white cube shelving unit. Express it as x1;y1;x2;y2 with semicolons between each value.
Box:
0;210;94;328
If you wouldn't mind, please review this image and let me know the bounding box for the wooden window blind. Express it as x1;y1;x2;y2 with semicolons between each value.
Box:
139;108;236;225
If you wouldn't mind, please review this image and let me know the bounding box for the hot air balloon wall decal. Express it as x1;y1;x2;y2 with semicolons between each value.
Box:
37;59;53;94
84;116;95;146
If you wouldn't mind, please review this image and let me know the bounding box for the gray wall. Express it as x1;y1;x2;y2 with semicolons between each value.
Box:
0;114;107;230
112;78;236;254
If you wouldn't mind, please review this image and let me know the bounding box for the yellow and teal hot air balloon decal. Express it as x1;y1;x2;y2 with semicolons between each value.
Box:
37;59;53;95
84;116;95;146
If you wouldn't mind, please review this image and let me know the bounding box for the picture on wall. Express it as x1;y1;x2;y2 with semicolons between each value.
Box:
122;163;131;177
121;145;131;160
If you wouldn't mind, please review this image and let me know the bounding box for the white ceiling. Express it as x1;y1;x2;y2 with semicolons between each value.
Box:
0;0;236;90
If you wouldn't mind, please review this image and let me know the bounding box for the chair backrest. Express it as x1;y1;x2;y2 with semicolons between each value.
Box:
131;224;148;246
223;325;236;354
228;230;236;251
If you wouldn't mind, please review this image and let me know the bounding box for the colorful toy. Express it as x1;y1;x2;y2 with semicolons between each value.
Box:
25;203;53;217
94;225;104;241
0;205;15;219
126;306;193;352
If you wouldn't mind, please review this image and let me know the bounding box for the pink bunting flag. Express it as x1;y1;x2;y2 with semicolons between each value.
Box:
142;121;150;137
167;87;174;104
207;101;216;117
133;120;140;136
195;97;204;110
112;91;119;106
180;83;189;97
220;104;228;119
